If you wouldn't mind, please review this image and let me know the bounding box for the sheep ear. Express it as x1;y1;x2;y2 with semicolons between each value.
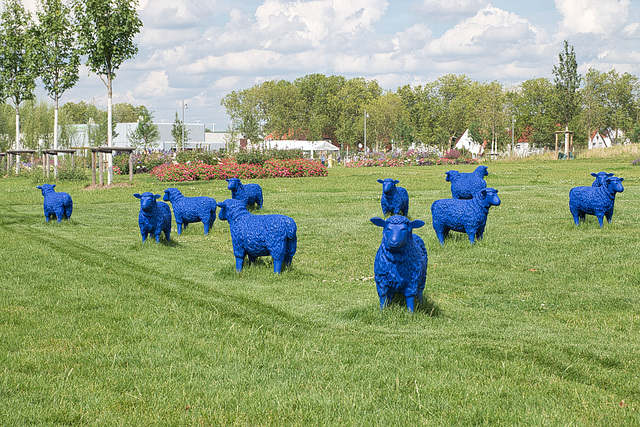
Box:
619;178;624;182
370;217;387;228
377;179;383;183
154;194;161;200
134;193;142;199
217;201;226;209
36;185;42;189
445;171;452;181
409;220;425;229
393;180;399;185
608;173;614;177
52;184;56;188
590;172;597;177
480;189;488;197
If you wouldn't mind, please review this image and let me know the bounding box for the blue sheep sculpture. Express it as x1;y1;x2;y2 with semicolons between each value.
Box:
377;178;409;216
217;199;296;274
569;176;624;227
445;165;488;199
226;178;263;209
370;215;427;313
591;171;614;187
36;184;72;222
134;192;172;243
163;187;217;235
431;188;501;245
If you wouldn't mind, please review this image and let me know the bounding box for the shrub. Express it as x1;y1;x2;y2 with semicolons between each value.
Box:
151;158;327;182
235;150;267;166
632;158;640;166
114;151;173;175
175;149;220;165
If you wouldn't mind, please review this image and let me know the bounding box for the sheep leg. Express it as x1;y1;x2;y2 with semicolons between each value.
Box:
155;232;162;243
235;256;245;272
54;207;65;223
141;232;148;242
273;258;283;274
596;214;605;228
466;229;476;244
44;212;50;222
434;229;446;246
379;295;391;309
405;296;415;313
176;222;183;235
605;211;613;224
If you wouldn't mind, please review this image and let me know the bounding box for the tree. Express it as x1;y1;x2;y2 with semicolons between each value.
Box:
0;0;39;172
511;78;557;148
365;91;406;151
171;111;189;150
34;0;81;172
128;109;160;150
552;40;581;143
74;0;142;183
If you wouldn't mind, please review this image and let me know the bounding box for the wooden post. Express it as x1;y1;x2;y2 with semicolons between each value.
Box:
554;132;558;159
99;151;104;186
129;151;134;181
91;150;96;185
46;152;50;178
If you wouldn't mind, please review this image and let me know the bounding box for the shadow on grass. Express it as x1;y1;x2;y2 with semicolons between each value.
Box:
340;293;443;322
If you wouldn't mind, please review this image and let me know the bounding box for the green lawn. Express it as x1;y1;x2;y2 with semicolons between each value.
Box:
1;157;639;425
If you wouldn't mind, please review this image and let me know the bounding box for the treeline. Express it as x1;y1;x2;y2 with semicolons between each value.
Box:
222;69;640;151
0;100;152;152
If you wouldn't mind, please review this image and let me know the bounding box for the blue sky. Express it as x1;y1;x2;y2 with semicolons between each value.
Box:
23;0;640;131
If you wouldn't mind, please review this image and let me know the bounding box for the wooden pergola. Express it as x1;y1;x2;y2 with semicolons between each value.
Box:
555;130;574;159
42;148;77;178
90;146;135;186
5;149;36;174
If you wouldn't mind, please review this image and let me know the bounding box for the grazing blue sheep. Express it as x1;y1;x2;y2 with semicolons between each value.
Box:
569;176;624;227
163;187;217;235
591;171;614;187
370;215;427;312
36;184;73;222
217;199;296;274
445;165;489;199
134;192;172;243
377;178;409;216
226;178;263;209
431;188;501;245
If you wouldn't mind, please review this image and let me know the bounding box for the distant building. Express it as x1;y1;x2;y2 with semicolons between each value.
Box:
454;129;484;157
64;122;229;151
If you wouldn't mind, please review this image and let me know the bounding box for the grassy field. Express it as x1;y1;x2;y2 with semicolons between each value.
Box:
1;154;640;425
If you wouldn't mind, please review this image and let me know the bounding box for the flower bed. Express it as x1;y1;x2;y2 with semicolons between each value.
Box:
346;155;478;168
150;158;327;182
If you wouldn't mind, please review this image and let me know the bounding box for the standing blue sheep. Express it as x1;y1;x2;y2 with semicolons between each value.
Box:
445;165;489;199
591;171;614;187
163;188;217;235
217;199;296;274
431;188;501;245
226;178;263;209
370;215;427;312
569;176;624;227
377;178;409;216
134;192;172;243
36;184;73;222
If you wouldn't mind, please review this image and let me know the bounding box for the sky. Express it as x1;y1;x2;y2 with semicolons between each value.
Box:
20;0;640;131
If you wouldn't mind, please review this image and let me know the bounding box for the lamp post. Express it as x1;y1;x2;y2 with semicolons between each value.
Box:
511;115;515;154
181;100;187;150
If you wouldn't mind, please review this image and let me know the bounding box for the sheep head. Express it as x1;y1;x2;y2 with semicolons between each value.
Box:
605;177;624;193
371;215;425;252
377;178;399;195
134;192;161;212
226;178;241;191
480;188;501;207
163;187;181;201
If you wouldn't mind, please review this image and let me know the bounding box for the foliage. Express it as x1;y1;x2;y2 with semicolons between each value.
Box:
345;149;475;168
175;149;219;165
171;111;189;149
33;0;80;105
113;150;172;174
552;40;581;130
151;158;327;181
235;149;268;166
128;109;160;150
56;164;87;180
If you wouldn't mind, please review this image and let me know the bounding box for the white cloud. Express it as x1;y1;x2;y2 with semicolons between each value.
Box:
134;70;177;98
417;0;489;17
427;6;544;56
555;0;631;37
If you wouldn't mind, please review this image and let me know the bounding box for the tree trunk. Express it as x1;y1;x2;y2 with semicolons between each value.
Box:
15;108;20;174
107;73;113;185
54;96;59;177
